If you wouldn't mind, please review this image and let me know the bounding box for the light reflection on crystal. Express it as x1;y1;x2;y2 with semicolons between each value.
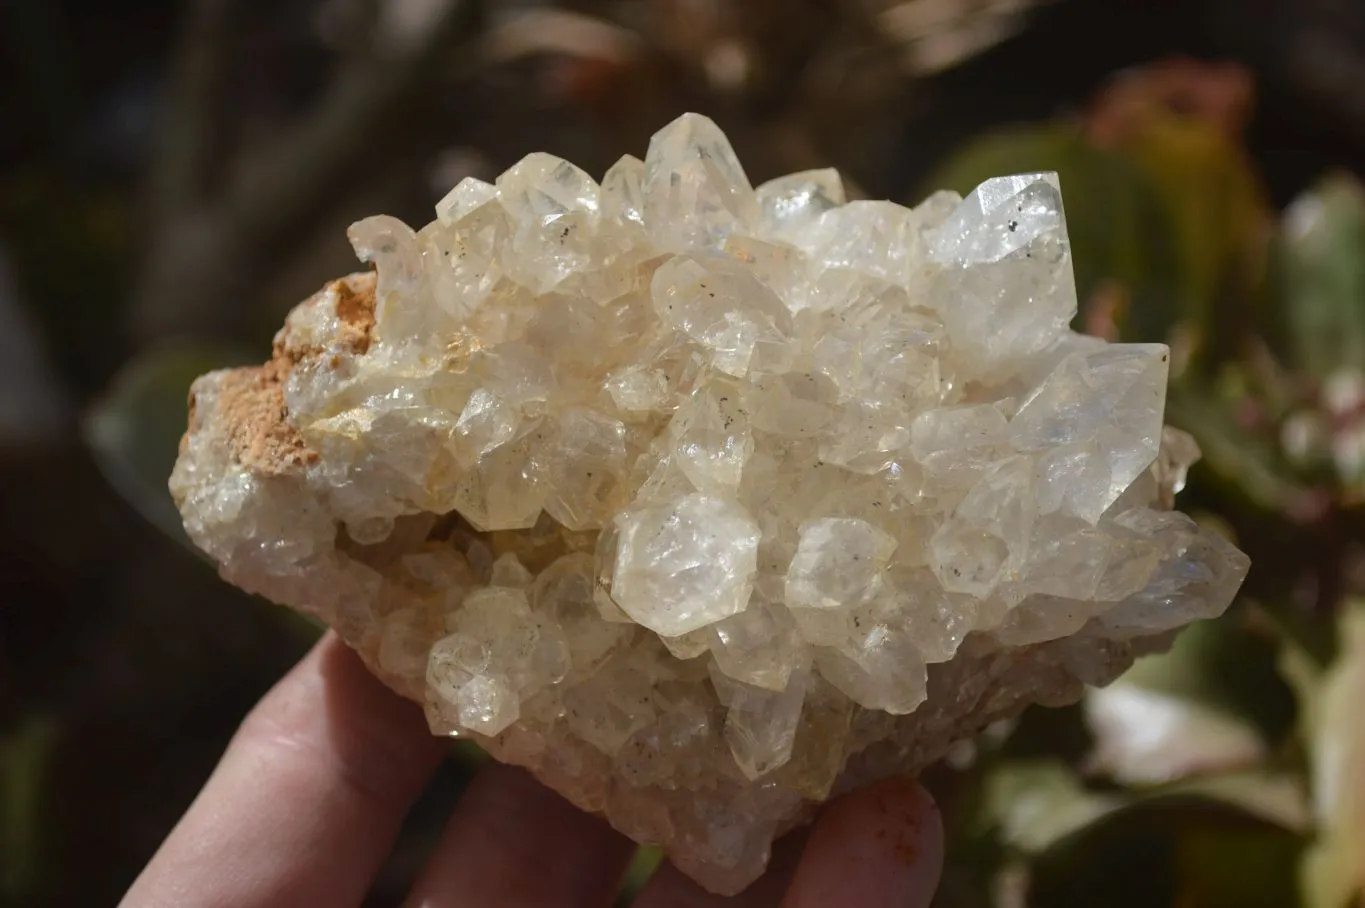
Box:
171;112;1250;897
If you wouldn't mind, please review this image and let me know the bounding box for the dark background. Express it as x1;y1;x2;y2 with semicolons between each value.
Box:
3;1;1365;905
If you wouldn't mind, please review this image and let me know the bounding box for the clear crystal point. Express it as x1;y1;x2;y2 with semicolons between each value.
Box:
602;154;647;227
644;112;758;252
612;494;760;637
756;168;845;238
928;172;1065;265
1013;343;1170;522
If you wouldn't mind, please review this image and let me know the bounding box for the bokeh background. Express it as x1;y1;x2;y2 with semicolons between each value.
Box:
5;0;1365;905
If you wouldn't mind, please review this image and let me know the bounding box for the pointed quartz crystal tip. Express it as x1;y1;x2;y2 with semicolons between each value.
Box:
926;172;1077;369
644;112;759;252
495;152;600;221
929;172;1065;265
175;112;1250;899
756;168;845;238
435;176;498;225
602;154;646;226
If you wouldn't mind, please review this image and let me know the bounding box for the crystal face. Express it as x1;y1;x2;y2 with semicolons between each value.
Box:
170;112;1249;895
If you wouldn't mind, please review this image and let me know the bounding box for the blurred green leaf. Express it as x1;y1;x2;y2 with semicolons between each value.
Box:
616;846;663;906
985;760;1122;855
1166;386;1316;516
1170;819;1306;908
83;344;251;546
923;104;1274;365
1300;600;1365;908
450;739;494;772
1273;173;1365;381
1279;633;1327;736
1120;113;1272;359
981;757;1307;908
1105;614;1296;748
1163;771;1311;833
1026;786;1305;908
0;714;59;900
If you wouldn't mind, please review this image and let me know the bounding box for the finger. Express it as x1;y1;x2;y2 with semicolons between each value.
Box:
403;763;635;907
121;632;445;908
631;829;808;908
781;778;943;908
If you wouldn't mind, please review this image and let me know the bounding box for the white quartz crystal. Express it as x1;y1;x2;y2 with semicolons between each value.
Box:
170;113;1249;895
613;493;761;637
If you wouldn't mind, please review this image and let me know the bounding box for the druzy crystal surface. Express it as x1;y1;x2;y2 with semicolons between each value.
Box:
171;113;1249;894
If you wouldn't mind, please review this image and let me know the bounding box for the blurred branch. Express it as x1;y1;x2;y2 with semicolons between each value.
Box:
481;8;641;66
1167;387;1321;518
227;0;484;251
877;0;1048;75
151;0;240;219
134;0;486;344
1288;26;1365;160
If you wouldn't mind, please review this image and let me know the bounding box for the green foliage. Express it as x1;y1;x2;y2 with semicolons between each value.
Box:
1164;387;1313;518
921;72;1365;907
1272;174;1365;381
938;605;1312;907
1028;792;1304;908
1119;113;1272;356
0;716;59;901
615;846;664;906
1298;601;1365;908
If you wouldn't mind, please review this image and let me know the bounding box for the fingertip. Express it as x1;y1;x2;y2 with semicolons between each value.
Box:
403;764;635;908
782;777;943;908
237;631;445;809
121;632;446;908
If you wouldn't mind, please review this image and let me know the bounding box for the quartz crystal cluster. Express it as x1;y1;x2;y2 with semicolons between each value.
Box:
171;113;1250;894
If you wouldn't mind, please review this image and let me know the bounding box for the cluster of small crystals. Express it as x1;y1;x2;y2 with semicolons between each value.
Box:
171;113;1250;894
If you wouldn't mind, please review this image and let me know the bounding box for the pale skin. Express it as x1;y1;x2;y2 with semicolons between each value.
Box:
121;633;944;908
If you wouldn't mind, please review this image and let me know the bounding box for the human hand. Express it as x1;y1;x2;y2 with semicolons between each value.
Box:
121;633;944;907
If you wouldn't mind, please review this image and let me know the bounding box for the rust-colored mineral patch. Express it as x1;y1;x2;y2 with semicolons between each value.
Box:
218;360;317;475
273;272;378;365
333;273;377;354
210;272;380;475
202;273;380;476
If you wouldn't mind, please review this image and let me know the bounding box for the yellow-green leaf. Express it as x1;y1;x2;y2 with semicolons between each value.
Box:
0;715;59;900
1302;600;1365;908
1120;111;1272;355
